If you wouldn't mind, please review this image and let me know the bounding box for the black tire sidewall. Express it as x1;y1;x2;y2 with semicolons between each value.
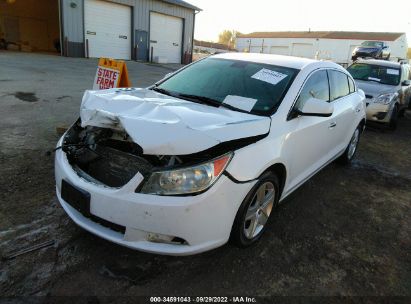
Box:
230;171;280;247
389;105;399;130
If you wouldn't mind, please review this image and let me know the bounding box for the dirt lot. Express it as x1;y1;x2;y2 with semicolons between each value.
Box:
0;52;410;299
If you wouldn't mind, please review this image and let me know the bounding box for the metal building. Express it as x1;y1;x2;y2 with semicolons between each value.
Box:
0;0;200;64
236;31;408;66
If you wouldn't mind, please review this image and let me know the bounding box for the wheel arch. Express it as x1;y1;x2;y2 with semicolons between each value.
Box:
262;163;287;197
359;118;366;133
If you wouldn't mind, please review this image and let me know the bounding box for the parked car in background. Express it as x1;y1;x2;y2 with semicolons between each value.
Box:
347;59;411;130
55;53;366;255
352;41;391;61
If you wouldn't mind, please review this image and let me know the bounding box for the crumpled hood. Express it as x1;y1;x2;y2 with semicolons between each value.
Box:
355;80;397;99
80;88;271;155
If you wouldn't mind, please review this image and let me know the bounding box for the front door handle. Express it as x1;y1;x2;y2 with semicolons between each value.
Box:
329;122;337;129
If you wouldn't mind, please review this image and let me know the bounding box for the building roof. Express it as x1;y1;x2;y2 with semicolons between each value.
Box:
162;0;201;11
194;40;236;51
237;31;405;41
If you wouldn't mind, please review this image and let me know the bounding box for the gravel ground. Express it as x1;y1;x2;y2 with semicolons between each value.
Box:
0;51;410;299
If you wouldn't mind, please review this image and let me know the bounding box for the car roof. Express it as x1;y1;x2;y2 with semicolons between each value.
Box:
353;59;403;68
211;52;321;70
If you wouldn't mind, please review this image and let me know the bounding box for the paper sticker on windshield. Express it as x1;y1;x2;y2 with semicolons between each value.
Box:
251;69;288;85
222;95;257;112
368;77;381;82
387;69;399;75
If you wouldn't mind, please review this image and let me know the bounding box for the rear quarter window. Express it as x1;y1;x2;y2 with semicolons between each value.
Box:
348;76;356;93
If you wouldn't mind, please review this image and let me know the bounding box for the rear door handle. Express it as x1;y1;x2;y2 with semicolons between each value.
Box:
329;122;337;129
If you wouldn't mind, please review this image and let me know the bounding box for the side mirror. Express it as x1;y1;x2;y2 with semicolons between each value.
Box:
383;46;389;49
296;97;334;117
402;80;410;86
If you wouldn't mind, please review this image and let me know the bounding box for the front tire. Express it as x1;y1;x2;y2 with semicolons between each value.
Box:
230;172;280;247
337;126;361;165
388;105;399;130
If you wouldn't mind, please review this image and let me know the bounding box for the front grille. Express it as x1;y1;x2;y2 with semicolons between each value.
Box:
71;145;153;188
89;214;126;234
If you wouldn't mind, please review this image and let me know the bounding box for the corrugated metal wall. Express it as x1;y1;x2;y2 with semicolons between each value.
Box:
61;0;84;57
61;0;195;61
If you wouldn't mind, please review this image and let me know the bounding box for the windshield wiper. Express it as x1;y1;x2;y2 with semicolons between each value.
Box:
356;78;381;84
176;93;245;112
152;88;221;107
176;93;221;107
152;89;249;113
152;86;176;97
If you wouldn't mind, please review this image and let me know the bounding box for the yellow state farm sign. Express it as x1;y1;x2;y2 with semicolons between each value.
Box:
93;58;131;90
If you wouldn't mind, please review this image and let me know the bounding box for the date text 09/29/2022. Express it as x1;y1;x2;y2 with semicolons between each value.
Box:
149;296;257;303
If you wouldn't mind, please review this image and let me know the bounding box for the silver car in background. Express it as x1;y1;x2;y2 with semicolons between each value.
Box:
347;59;411;130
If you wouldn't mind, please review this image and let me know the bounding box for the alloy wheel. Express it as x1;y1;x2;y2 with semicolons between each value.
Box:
347;128;360;160
243;182;275;239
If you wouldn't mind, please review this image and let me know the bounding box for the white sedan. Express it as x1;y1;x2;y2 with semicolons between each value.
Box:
55;53;366;255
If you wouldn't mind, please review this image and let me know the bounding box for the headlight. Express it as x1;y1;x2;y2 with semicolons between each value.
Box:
140;153;233;195
374;93;398;105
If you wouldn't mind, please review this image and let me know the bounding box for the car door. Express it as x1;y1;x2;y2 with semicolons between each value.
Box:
406;65;411;107
399;65;411;107
327;70;358;153
283;69;337;192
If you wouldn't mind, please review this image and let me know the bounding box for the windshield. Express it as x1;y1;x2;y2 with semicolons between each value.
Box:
361;41;383;48
155;58;299;115
347;63;400;86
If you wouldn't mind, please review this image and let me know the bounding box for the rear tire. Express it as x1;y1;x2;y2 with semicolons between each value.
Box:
337;126;361;165
230;172;280;248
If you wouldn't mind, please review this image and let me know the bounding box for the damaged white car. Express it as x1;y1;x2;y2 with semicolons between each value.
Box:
55;53;366;255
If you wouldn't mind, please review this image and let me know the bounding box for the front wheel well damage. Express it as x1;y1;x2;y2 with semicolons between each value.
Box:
224;163;287;197
263;163;286;197
359;118;366;133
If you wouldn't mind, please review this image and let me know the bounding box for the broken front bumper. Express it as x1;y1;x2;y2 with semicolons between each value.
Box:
54;139;255;256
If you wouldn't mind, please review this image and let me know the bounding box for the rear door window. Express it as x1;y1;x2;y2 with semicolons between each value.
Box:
328;70;350;101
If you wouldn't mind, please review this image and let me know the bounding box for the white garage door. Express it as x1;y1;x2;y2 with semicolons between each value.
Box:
291;43;315;58
250;46;267;53
150;12;183;63
270;46;289;56
84;0;131;60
